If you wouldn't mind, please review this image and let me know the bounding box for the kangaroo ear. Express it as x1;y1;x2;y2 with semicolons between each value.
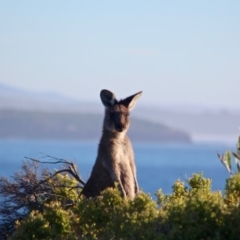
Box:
100;89;117;108
121;91;142;110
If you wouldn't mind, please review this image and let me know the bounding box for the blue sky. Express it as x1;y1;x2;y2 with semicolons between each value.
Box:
0;1;239;108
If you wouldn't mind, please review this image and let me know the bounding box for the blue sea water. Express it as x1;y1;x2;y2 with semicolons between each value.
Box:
0;139;235;197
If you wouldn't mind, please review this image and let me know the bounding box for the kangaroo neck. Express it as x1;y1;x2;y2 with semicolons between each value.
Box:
102;128;126;141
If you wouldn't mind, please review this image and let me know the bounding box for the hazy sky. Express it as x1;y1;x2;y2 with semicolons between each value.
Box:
0;1;240;108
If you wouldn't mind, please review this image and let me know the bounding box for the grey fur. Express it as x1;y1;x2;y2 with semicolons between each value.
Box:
81;89;142;199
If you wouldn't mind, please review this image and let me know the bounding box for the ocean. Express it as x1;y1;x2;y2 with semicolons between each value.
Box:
0;139;235;198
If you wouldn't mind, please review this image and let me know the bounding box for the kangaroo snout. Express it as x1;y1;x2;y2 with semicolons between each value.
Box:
113;111;129;132
115;123;125;132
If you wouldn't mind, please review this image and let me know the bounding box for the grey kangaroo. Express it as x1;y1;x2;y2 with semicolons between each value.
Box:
81;89;142;200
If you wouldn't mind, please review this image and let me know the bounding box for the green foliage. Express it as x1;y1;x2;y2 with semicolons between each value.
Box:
156;173;225;240
218;136;240;174
232;137;240;172
9;172;240;240
225;172;240;207
73;189;158;239
6;134;240;239
10;188;158;240
12;204;73;240
46;172;80;203
226;150;232;172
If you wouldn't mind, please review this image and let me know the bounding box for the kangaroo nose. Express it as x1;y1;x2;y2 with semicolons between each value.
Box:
116;124;124;132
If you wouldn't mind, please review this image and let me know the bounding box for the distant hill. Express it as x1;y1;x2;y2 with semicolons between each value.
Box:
0;82;102;113
1;82;238;143
134;107;240;142
0;109;191;143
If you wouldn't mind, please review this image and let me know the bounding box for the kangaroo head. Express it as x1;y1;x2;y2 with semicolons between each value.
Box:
100;89;142;133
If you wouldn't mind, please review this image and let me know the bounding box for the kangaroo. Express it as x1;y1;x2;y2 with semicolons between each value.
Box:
81;89;142;200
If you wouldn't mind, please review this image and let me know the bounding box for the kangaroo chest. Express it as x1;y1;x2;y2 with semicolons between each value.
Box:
112;142;130;163
112;143;134;177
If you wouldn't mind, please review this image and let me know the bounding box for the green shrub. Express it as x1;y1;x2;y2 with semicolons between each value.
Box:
8;172;240;240
156;173;225;240
6;135;240;239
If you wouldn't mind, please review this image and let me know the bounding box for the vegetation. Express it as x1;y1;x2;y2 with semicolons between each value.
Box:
5;172;240;240
1;137;240;239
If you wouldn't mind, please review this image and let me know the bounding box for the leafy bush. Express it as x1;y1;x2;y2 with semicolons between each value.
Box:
7;172;240;240
156;173;225;240
3;136;240;239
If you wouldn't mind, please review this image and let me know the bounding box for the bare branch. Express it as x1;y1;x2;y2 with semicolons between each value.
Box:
38;169;85;187
25;156;85;186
